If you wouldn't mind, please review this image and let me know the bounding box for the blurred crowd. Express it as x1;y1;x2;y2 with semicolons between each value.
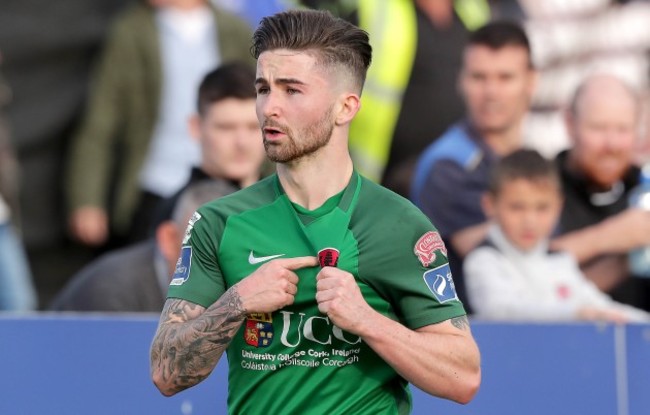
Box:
0;0;649;321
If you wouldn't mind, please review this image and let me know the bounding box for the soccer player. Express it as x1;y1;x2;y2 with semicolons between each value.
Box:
150;9;480;414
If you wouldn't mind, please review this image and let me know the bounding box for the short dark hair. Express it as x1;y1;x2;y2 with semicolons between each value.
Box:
488;149;560;195
251;9;372;91
468;21;532;68
197;62;256;115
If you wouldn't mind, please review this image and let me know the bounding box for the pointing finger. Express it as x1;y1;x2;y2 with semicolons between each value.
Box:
273;256;319;270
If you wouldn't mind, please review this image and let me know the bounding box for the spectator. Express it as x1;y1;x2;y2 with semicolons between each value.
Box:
65;0;253;250
347;0;490;196
0;0;132;309
152;61;267;230
513;0;650;157
50;180;236;312
0;56;37;311
411;20;537;309
551;73;650;311
465;149;650;322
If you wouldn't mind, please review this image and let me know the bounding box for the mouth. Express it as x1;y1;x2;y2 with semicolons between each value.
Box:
263;126;286;141
519;232;537;242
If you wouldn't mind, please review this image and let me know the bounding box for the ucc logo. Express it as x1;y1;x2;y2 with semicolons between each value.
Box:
278;311;361;347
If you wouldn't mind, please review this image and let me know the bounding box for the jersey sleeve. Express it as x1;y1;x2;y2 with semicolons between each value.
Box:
165;206;227;308
356;198;467;330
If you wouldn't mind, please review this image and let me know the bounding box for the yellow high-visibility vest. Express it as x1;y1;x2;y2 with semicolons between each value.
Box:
349;0;489;182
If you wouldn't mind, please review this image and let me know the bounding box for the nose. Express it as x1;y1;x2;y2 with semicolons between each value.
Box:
259;90;280;119
482;77;501;99
603;127;634;152
522;209;536;227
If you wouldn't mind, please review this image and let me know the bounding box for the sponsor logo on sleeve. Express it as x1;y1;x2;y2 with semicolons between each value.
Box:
182;211;202;244
244;313;274;347
423;263;458;303
170;246;192;286
414;231;447;267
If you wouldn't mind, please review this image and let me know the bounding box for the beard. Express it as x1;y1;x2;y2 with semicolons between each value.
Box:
263;105;335;164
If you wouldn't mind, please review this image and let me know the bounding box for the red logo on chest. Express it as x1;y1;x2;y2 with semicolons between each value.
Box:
244;313;274;348
318;248;340;268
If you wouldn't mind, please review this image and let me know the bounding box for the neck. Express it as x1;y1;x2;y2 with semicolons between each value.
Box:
168;0;206;11
276;134;353;210
566;152;616;192
480;121;523;156
200;164;258;189
416;0;454;28
239;174;259;189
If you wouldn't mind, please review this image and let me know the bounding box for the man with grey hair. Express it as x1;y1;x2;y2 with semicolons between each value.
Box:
551;73;650;311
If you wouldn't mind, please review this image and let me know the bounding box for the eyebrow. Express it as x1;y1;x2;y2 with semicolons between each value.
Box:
255;77;307;86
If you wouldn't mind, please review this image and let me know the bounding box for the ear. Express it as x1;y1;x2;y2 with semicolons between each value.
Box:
156;221;182;266
554;192;565;216
563;107;577;145
481;192;495;219
527;69;539;98
188;113;202;143
457;69;465;98
335;93;361;126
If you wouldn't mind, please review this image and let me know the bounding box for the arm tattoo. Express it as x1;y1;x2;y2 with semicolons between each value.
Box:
150;287;247;395
450;315;470;331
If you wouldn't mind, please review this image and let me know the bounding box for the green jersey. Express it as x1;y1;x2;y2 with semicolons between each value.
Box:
167;172;466;414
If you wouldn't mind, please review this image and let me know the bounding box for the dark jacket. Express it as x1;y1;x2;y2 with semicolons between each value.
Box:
50;240;165;312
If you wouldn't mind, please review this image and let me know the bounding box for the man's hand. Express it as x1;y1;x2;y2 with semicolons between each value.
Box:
577;306;629;324
69;206;108;246
599;208;650;252
552;208;650;262
315;266;373;335
236;256;318;313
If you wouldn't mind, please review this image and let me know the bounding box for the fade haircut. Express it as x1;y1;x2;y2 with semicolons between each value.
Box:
251;9;372;92
469;20;533;68
488;149;560;195
197;62;256;115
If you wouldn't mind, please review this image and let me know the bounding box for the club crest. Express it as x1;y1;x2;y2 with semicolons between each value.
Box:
318;247;340;268
414;231;447;267
244;313;274;348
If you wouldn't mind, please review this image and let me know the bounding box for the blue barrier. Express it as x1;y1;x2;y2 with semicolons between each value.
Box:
0;315;648;415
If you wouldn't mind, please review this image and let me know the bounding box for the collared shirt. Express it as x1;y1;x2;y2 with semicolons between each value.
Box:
555;149;639;235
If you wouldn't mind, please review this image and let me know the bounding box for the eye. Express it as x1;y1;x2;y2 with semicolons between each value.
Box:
287;88;300;95
256;86;269;95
